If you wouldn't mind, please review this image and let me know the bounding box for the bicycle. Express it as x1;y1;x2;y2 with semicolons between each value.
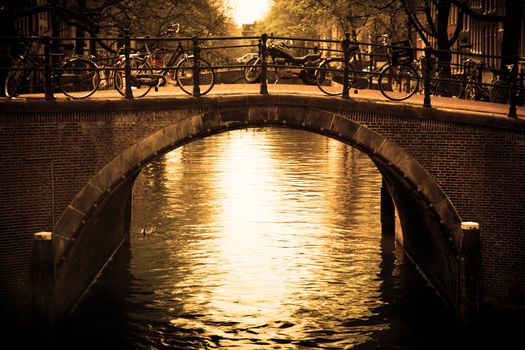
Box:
93;40;129;92
315;34;420;101
113;23;215;98
243;38;323;85
4;37;100;99
414;54;463;98
490;59;525;105
419;42;472;99
456;58;492;101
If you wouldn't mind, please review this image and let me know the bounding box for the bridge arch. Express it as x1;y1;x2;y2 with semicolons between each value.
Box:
51;104;463;322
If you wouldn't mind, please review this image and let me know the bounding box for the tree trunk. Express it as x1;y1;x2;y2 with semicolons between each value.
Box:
75;0;86;56
50;0;61;63
500;0;522;73
435;2;453;76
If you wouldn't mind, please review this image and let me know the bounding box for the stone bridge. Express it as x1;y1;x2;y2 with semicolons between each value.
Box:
1;91;524;331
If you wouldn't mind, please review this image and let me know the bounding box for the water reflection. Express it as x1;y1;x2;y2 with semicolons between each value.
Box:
58;128;457;349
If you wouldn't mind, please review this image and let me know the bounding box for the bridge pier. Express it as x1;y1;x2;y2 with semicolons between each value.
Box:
52;174;137;324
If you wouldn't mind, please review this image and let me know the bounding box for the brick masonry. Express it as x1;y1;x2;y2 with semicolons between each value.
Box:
1;95;524;327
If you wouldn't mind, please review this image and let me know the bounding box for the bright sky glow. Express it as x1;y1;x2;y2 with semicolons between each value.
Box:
228;0;271;27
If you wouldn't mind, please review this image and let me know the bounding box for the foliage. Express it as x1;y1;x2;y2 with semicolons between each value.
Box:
259;0;407;43
2;0;236;38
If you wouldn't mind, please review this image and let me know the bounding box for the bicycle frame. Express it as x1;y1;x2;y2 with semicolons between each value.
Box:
346;45;392;90
129;39;188;88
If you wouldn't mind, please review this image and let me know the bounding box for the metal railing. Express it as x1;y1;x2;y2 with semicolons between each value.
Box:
1;31;523;118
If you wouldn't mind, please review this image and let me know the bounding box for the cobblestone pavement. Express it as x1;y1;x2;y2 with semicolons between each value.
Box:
2;82;524;119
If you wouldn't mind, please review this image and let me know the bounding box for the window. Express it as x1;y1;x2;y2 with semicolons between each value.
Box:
463;13;470;31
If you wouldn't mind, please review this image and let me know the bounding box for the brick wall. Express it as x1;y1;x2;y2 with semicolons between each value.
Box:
1;95;524;326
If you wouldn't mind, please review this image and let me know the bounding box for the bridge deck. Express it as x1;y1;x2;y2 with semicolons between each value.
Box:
1;83;524;119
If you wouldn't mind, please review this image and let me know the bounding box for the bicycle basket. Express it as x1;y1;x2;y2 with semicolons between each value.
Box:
391;40;413;65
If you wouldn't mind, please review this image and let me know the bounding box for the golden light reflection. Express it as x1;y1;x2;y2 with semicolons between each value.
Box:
208;130;309;324
151;128;385;345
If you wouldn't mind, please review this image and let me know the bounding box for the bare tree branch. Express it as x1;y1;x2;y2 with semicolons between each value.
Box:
423;0;438;37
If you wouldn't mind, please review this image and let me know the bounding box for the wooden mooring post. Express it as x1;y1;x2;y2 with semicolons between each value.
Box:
459;221;481;329
32;231;55;343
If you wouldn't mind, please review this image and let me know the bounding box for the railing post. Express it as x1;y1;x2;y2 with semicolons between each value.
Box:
260;33;268;95
369;50;375;87
519;65;524;102
32;231;55;344
508;55;519;118
341;32;351;99
43;35;55;101
423;46;433;108
123;28;133;100
192;36;201;97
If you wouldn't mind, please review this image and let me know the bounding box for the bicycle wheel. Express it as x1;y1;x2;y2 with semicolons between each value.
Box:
378;63;419;101
315;58;346;96
4;59;33;98
459;81;475;100
175;56;215;96
243;57;262;83
58;58;100;99
114;57;153;98
490;80;510;104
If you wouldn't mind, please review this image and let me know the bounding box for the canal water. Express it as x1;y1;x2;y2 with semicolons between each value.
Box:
56;128;461;349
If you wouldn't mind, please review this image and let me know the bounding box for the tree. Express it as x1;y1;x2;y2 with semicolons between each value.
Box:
259;0;328;38
401;0;463;74
260;0;407;42
2;0;234;44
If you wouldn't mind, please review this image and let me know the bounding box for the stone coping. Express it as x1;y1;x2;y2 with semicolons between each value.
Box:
1;93;524;132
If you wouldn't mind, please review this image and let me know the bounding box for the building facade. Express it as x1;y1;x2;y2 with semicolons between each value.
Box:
413;0;525;71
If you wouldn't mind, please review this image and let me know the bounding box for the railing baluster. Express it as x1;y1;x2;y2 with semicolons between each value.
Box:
192;36;201;97
423;46;433;108
341;33;350;99
508;55;519;118
260;33;268;95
